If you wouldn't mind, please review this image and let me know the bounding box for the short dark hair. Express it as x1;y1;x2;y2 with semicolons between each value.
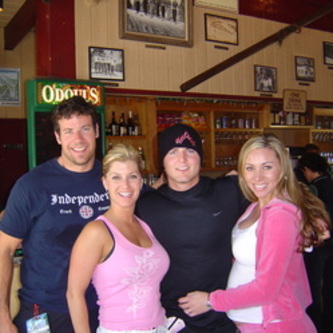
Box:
298;152;330;176
304;143;320;153
51;96;98;134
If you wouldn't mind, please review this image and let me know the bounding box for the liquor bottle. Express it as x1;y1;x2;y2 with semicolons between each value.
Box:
133;114;141;136
119;112;127;136
105;121;111;136
127;110;135;136
138;146;146;170
110;111;119;136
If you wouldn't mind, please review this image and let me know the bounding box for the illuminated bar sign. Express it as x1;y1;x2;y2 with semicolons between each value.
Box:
36;81;103;106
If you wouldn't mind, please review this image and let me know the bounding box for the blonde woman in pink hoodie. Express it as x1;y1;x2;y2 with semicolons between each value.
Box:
179;134;330;333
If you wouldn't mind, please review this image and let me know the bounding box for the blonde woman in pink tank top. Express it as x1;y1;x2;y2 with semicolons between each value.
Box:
67;144;170;333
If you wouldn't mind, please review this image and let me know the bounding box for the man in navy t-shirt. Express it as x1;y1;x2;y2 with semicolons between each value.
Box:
0;96;110;333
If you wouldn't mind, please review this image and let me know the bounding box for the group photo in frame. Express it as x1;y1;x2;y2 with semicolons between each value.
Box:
89;47;125;81
254;65;277;93
323;41;333;65
0;68;21;106
204;14;238;45
119;0;193;47
295;56;315;82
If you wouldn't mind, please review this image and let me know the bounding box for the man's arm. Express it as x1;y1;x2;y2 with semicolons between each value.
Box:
0;231;22;333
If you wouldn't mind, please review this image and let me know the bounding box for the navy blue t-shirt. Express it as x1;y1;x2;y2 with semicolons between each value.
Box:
0;158;110;312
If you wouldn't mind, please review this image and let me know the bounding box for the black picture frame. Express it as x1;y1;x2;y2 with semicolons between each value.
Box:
204;14;238;45
89;47;125;81
119;0;193;47
254;65;277;93
323;42;333;65
295;56;315;82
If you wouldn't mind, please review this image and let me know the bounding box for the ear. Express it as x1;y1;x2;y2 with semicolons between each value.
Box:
95;123;100;139
102;176;108;191
54;131;61;145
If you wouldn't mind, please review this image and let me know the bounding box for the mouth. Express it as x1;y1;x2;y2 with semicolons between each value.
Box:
119;192;132;198
72;146;86;152
176;166;189;171
253;184;266;190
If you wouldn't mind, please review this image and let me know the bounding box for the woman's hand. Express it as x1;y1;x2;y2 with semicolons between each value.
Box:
178;291;211;317
316;218;331;241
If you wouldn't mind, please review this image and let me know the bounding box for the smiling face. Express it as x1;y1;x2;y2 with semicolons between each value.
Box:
54;114;99;172
163;147;201;191
102;160;143;209
243;147;282;207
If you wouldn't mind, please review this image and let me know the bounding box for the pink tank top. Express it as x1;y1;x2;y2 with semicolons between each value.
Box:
92;215;170;330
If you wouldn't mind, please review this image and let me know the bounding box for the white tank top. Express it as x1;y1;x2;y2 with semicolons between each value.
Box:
226;219;263;323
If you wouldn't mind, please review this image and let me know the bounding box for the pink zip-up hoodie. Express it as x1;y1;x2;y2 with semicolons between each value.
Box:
210;198;312;326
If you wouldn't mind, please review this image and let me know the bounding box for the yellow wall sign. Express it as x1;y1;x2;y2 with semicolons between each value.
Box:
283;89;307;113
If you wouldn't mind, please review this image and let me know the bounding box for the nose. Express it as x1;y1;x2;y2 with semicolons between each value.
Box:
178;149;187;162
254;168;263;181
73;130;84;141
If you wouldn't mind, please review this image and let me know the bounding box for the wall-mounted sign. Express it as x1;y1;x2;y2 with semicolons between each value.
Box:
36;81;104;106
194;0;238;13
283;89;307;113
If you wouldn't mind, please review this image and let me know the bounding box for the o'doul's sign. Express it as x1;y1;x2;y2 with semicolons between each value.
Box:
37;80;104;106
283;89;307;113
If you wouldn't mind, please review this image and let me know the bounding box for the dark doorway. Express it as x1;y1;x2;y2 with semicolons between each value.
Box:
0;119;28;210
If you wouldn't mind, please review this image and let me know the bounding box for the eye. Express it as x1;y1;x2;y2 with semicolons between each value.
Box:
83;126;92;132
245;166;253;171
64;129;72;135
129;174;139;180
263;165;272;170
111;175;121;180
187;149;196;154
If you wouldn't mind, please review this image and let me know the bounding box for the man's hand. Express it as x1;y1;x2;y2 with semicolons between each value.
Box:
178;291;211;317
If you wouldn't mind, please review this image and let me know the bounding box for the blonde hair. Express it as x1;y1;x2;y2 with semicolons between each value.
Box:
102;144;143;176
238;134;330;251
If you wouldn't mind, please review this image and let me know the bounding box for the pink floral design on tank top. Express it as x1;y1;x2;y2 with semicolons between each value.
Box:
121;249;160;317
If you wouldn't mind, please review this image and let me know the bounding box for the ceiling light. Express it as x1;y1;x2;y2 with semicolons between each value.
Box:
0;0;3;12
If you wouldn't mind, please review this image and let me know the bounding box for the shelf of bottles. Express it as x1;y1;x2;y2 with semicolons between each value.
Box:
214;130;262;169
214;113;258;130
269;104;311;128
106;110;143;138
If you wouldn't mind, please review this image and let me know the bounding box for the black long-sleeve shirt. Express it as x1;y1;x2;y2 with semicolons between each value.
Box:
136;175;249;332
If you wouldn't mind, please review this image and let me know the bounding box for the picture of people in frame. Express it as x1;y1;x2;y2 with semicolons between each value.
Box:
254;65;277;93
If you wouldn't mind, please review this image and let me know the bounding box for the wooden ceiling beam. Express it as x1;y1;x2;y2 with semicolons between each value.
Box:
180;2;333;92
4;0;36;50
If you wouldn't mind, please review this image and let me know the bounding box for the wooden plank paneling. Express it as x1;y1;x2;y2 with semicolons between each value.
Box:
75;0;333;102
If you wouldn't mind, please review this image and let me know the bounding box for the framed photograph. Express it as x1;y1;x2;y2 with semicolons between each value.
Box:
0;68;21;106
295;56;315;82
89;47;125;81
254;65;277;93
323;42;333;65
204;14;238;45
194;0;239;13
119;0;193;47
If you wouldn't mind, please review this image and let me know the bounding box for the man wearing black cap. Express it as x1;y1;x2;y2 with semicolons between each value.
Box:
136;123;249;333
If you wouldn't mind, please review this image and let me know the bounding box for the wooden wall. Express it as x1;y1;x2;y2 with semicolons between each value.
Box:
75;1;333;102
0;29;36;119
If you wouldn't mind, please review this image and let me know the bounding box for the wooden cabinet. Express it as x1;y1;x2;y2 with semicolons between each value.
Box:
105;95;268;175
105;96;158;174
104;95;333;176
311;108;333;164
